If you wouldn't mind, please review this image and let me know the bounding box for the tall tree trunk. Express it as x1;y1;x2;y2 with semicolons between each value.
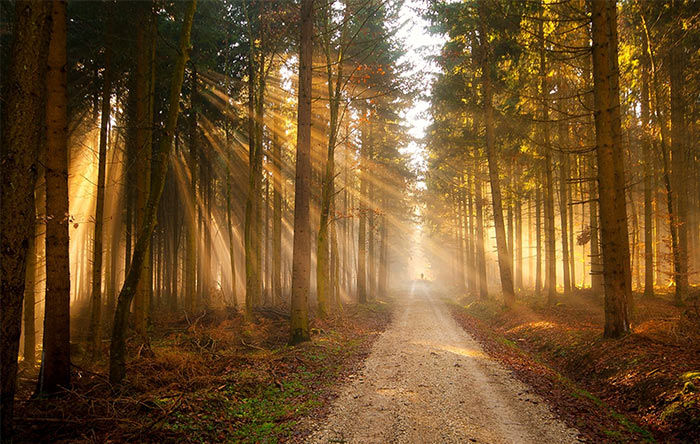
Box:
590;0;631;338
479;0;514;307
109;0;196;384
559;149;571;294
226;122;238;308
23;228;37;366
272;132;282;306
639;8;679;300
133;3;155;339
641;65;654;297
316;11;346;315
357;118;368;304
289;0;314;345
507;175;514;282
87;17;113;354
589;155;604;294
569;164;576;289
186;69;198;313
515;197;523;291
669;23;688;303
535;184;542;294
368;180;376;299
457;184;467;291
378;216;388;296
38;0;71;396
264;175;270;304
0;3;51;435
244;31;264;317
537;5;556;304
201;152;212;306
331;202;341;307
465;173;475;293
474;168;488;299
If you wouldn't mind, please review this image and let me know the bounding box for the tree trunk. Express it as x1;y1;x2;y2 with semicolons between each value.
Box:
87;17;113;354
378;217;388;297
272;132;282;306
316;12;346;315
38;0;71;396
474;168;488;299
479;0;514;307
23;229;37;366
538;1;556;303
569;163;576;289
368;179;376;299
244;38;264;317
590;0;631;338
132;2;155;339
357;117;368;304
465;173;475;293
226;122;238;308
669;25;688;303
641;65;654;297
109;0;196;384
535;185;542;294
186;69;198;313
589;155;604;294
507;175;514;284
0;3;51;436
289;0;314;345
515;197;523;291
558;148;571;294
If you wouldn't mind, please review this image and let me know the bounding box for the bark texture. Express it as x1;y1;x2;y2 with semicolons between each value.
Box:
590;0;631;338
289;0;314;345
0;3;51;436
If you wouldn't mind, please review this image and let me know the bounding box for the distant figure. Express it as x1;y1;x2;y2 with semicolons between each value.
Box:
420;273;424;280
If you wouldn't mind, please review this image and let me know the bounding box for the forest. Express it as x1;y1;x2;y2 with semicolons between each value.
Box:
0;0;698;443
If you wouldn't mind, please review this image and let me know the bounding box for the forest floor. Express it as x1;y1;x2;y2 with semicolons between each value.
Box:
12;301;392;443
449;287;700;443
306;281;582;443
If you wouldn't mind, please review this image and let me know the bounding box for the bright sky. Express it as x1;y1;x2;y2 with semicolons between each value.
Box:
397;0;445;185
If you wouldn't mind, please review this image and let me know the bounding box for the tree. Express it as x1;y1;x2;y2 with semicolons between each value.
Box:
110;0;197;384
37;0;71;396
289;0;314;345
316;0;349;317
0;1;52;437
590;0;631;338
478;0;514;307
87;6;114;355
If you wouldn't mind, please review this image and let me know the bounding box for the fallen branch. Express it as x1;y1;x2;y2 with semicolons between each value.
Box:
240;339;266;351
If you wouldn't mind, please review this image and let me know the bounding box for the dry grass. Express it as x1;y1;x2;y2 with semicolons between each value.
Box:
13;302;392;443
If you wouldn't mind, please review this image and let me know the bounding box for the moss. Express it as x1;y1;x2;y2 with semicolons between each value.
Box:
603;429;624;441
497;336;517;348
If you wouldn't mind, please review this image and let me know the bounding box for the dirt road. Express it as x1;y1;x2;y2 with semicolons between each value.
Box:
307;282;581;443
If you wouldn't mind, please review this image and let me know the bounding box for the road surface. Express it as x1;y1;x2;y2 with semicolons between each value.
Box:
307;282;581;443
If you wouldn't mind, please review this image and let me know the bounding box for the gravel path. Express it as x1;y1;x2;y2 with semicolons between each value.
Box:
306;282;582;443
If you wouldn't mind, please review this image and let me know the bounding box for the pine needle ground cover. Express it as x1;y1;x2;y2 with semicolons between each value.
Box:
12;301;392;443
449;291;700;443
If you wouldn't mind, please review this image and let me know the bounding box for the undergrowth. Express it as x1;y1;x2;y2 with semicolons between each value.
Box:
13;301;392;443
448;292;700;442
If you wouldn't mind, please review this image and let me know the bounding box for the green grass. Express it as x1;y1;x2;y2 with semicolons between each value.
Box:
568;382;654;442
